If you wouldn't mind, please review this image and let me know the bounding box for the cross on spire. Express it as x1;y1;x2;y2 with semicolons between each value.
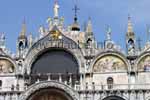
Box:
72;4;80;22
73;4;79;17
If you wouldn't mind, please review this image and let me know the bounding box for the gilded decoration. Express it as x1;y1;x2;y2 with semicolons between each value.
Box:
93;55;127;72
0;59;14;73
50;30;62;40
138;55;150;71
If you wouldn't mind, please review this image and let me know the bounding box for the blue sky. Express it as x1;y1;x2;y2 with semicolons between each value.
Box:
0;0;150;53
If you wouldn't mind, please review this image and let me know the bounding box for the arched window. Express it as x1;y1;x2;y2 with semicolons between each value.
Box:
107;77;113;89
19;41;24;50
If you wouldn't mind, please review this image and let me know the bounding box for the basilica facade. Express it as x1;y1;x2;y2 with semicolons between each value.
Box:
0;1;150;100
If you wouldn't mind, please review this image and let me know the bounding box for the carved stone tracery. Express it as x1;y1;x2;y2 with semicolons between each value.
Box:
19;81;79;100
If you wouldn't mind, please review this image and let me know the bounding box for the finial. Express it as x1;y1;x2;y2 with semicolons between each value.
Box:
22;18;26;34
53;0;59;18
106;25;112;40
137;37;142;51
0;33;6;48
147;25;150;42
88;17;91;24
19;18;26;39
72;4;80;23
86;17;92;33
28;32;33;47
0;33;5;40
127;14;133;33
71;4;80;31
23;18;26;29
128;14;131;20
39;25;46;38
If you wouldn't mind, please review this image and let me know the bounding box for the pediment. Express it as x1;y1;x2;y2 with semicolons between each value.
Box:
29;26;79;53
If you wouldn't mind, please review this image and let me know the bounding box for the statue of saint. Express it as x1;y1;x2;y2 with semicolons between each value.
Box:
54;1;59;17
47;17;53;30
47;17;53;25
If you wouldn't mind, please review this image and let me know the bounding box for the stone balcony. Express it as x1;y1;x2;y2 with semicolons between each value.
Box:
0;73;150;93
23;73;150;91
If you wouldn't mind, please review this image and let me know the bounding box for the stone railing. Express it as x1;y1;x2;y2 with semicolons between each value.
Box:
0;86;24;92
24;73;80;87
23;73;150;91
1;83;150;92
75;83;150;91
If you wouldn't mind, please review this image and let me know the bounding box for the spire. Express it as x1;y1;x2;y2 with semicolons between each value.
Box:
126;15;136;56
86;17;92;33
53;0;59;18
28;32;33;47
17;19;28;56
19;19;27;39
39;25;46;38
137;37;142;51
127;15;133;33
0;33;6;49
85;18;94;43
147;25;150;42
126;15;135;40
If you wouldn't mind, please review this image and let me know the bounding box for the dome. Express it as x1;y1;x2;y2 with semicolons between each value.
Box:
71;21;80;31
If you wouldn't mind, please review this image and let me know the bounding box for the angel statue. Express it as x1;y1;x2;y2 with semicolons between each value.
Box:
60;17;64;25
39;26;46;38
0;33;5;41
47;17;53;30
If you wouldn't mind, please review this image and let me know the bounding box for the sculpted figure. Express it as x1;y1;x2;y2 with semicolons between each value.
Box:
54;1;59;17
39;26;45;37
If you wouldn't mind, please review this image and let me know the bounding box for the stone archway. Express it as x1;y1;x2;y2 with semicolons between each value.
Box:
31;48;79;74
28;88;72;100
28;48;80;85
20;81;79;100
24;27;85;74
102;96;126;100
